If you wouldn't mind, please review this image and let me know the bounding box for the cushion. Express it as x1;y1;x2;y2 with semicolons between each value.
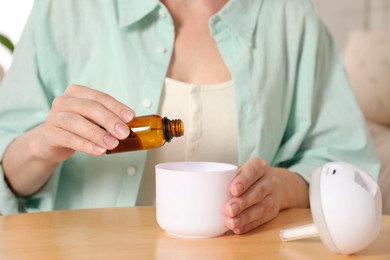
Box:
343;30;390;125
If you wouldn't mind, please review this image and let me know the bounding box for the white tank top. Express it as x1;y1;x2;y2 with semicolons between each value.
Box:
137;78;238;205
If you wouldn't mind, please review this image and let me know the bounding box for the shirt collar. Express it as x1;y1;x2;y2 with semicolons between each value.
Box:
117;0;263;45
117;0;160;28
215;0;263;46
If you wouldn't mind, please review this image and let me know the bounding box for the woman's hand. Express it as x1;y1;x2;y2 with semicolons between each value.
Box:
41;84;134;162
2;84;135;196
224;158;309;234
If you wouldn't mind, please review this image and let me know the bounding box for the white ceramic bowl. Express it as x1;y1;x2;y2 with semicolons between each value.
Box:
155;161;237;238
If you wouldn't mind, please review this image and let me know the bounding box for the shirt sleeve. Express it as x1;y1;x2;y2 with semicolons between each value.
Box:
0;3;62;214
0;134;23;214
273;4;380;182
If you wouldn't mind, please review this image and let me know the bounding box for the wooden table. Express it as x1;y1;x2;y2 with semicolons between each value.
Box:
0;207;389;259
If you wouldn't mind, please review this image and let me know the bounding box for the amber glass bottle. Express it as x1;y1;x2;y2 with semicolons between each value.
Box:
106;114;184;154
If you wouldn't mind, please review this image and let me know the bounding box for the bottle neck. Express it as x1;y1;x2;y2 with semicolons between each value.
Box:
162;117;184;142
162;117;172;142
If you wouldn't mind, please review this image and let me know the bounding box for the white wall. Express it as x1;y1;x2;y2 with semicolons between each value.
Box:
0;0;34;70
314;0;390;51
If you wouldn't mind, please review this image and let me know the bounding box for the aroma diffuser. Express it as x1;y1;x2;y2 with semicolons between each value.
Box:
280;162;382;255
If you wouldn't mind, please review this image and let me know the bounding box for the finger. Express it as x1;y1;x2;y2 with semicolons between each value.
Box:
46;125;108;156
51;95;130;140
230;158;268;197
231;216;276;235
48;111;119;150
225;176;273;218
64;84;135;123
226;196;279;234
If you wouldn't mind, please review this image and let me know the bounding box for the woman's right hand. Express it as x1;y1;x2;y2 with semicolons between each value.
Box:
3;84;135;196
40;84;135;162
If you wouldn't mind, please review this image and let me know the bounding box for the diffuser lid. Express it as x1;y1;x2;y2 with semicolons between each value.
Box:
280;162;382;255
310;162;382;254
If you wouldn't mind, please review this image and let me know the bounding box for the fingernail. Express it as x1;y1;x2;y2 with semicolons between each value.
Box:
120;109;134;123
115;123;130;138
228;203;240;217
233;228;243;234
233;184;244;196
104;134;119;148
229;217;241;229
228;218;235;229
92;145;106;155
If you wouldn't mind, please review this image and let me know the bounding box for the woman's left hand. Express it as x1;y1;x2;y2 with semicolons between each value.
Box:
224;157;309;234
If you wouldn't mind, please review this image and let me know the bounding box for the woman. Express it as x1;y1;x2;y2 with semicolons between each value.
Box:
0;0;379;235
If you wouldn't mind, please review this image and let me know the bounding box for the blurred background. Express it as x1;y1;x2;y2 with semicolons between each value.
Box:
0;0;33;71
314;0;390;49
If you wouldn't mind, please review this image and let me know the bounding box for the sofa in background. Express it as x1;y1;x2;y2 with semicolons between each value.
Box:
344;30;390;215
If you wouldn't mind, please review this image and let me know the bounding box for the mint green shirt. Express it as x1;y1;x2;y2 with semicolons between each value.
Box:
0;0;379;214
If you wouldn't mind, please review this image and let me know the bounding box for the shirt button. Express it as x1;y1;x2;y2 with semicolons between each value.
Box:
159;9;166;19
142;99;152;108
127;166;137;176
155;46;167;54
